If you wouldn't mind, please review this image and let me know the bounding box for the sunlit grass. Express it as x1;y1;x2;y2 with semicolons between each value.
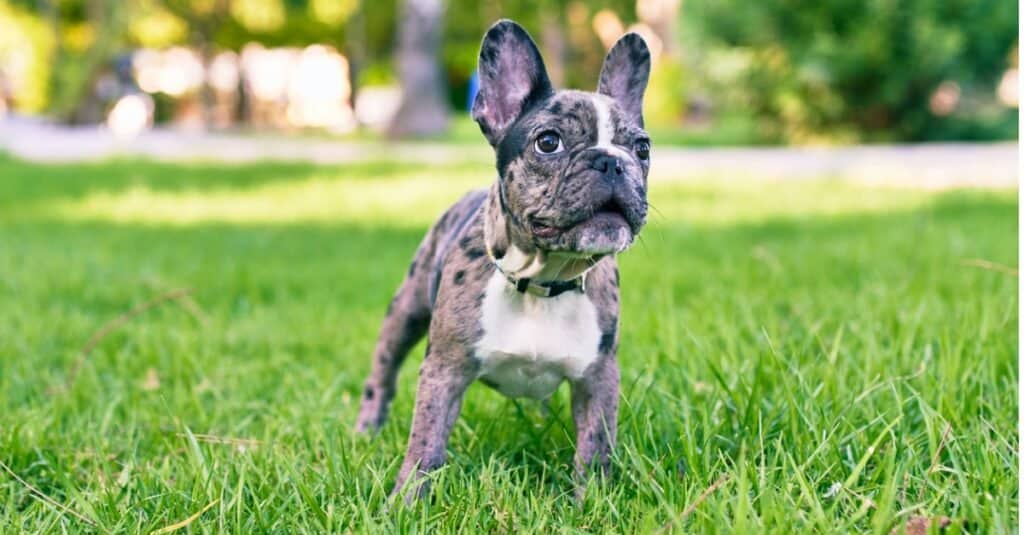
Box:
0;154;1016;533
42;172;487;226
23;158;941;227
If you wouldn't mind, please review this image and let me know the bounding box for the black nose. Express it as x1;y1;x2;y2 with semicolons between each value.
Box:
592;154;623;178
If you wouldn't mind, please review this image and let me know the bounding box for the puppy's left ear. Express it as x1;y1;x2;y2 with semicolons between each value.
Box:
472;20;553;146
598;33;651;126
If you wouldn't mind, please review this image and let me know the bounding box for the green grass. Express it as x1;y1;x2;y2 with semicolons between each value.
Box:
0;152;1017;533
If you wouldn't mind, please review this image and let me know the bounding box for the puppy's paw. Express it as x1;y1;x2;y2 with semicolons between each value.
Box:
573;460;614;505
353;418;377;434
354;399;387;434
389;472;432;507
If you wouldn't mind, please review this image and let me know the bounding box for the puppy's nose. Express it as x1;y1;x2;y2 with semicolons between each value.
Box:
591;154;623;178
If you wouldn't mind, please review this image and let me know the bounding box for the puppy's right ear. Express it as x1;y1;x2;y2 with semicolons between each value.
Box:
472;20;553;146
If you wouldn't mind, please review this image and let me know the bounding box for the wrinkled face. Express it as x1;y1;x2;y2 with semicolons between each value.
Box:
496;91;650;255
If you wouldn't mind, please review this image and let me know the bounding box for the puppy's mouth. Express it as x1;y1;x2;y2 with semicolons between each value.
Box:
530;197;633;241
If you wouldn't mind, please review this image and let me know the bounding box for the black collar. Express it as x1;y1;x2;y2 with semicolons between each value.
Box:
502;272;586;298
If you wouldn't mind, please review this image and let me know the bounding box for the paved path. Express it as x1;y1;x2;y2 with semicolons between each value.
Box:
1;117;1016;189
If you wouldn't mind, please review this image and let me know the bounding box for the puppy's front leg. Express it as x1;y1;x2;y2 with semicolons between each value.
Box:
571;354;620;497
391;352;477;503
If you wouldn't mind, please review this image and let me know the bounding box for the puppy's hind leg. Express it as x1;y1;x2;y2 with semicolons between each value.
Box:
354;190;487;433
355;257;432;433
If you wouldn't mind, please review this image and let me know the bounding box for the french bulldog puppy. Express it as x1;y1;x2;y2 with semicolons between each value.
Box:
355;19;651;501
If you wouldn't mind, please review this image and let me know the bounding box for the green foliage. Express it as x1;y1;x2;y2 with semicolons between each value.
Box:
643;57;687;128
129;3;189;48
0;153;1017;531
213;0;349;50
356;60;397;87
0;1;55;113
683;0;1019;142
6;0;1018;143
48;1;135;122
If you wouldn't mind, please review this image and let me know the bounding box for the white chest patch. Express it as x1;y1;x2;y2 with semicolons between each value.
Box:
474;271;602;399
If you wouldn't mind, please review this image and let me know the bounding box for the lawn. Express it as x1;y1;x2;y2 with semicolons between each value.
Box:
0;152;1017;533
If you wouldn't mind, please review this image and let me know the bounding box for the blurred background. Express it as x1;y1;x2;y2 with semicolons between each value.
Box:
0;3;1018;531
0;0;1017;145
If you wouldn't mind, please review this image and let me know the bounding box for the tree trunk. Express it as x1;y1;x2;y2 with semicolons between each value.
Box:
65;0;119;123
197;41;215;129
346;2;367;108
387;0;449;138
167;0;229;130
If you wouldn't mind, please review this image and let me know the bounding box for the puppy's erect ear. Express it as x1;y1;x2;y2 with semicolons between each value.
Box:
598;33;651;126
472;20;553;146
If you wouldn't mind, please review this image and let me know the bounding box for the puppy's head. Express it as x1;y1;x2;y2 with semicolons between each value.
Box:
473;20;651;259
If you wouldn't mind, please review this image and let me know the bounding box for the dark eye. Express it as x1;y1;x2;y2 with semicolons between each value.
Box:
634;139;650;160
534;131;564;154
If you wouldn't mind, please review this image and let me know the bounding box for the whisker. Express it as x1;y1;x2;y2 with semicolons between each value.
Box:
646;201;667;223
635;233;650;253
